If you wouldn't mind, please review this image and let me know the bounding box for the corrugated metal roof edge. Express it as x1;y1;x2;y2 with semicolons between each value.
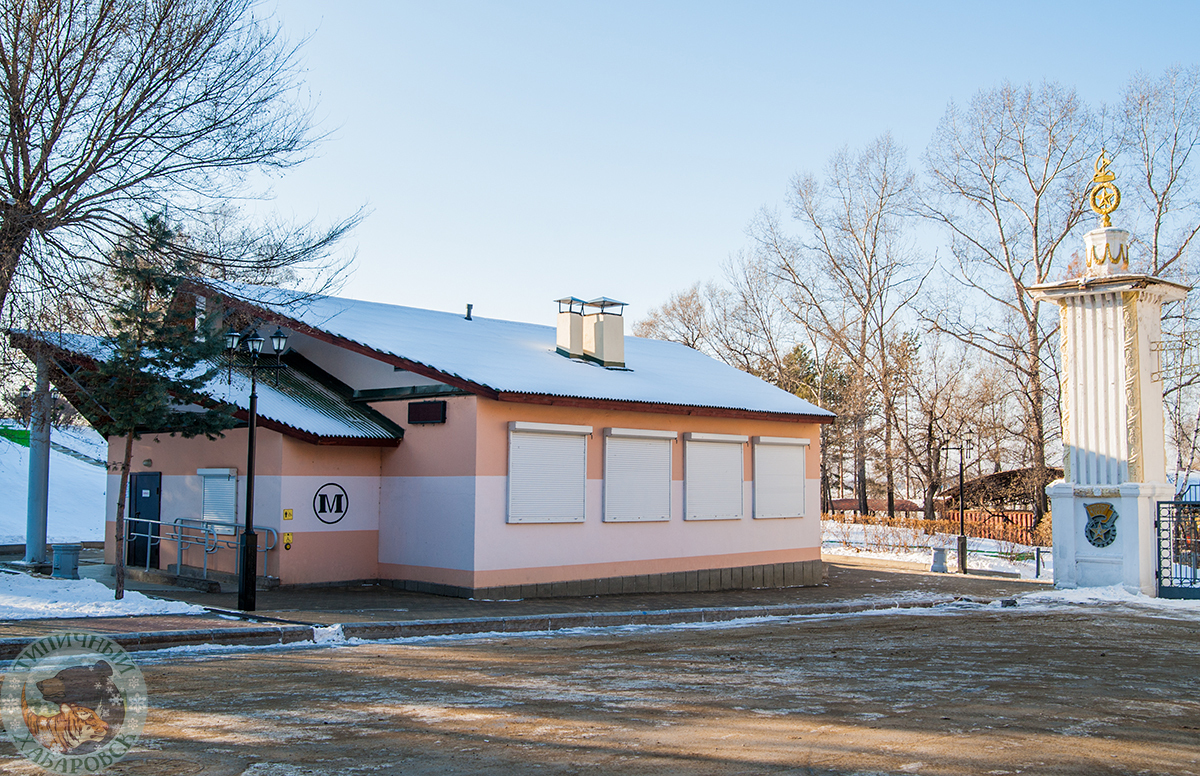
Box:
196;283;836;422
495;392;836;423
239;411;401;447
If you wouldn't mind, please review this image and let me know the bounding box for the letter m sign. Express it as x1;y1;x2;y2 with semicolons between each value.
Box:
313;483;349;525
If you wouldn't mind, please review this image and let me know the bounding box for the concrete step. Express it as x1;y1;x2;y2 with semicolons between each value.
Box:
126;567;222;593
166;564;281;592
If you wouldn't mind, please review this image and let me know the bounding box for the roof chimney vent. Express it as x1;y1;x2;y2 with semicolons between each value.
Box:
555;297;586;358
583;297;626;367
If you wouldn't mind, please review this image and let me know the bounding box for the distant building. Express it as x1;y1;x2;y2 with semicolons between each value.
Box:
938;467;1065;513
20;283;833;598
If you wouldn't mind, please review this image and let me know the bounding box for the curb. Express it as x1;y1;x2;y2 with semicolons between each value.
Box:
0;595;964;660
0;625;313;661
339;595;960;640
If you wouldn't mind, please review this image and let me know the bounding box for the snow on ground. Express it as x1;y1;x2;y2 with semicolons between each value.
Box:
821;520;1052;579
0;569;204;619
1019;584;1200;617
0;426;107;544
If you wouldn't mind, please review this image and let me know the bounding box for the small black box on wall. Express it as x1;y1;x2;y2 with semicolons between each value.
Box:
408;400;447;424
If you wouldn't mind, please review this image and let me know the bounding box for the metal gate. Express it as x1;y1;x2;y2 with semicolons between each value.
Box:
1157;500;1200;599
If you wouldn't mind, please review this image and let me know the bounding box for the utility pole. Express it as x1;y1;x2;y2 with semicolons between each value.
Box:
23;352;50;567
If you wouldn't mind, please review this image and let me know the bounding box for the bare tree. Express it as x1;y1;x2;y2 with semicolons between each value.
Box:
918;82;1096;523
1119;65;1200;278
706;253;802;391
633;282;709;351
1114;66;1200;490
763;133;924;517
0;0;357;324
893;335;970;519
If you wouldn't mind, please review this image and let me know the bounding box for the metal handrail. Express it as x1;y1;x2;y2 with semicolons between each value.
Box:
123;516;277;580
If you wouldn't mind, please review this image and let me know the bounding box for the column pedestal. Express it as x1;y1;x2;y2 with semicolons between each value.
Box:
1049;481;1174;594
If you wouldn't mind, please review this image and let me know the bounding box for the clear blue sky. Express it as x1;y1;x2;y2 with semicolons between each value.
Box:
259;0;1200;326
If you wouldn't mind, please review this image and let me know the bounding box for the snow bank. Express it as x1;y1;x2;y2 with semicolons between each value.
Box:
0;570;204;619
821;520;1052;579
1020;584;1200;613
0;428;107;544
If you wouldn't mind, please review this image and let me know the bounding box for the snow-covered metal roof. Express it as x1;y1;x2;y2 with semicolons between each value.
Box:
215;355;401;441
208;282;834;419
13;330;400;443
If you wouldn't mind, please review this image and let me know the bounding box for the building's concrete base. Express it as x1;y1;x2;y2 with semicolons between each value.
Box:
387;559;825;600
144;560;826;601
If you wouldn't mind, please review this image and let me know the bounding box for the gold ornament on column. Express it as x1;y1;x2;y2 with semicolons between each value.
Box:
1089;149;1121;227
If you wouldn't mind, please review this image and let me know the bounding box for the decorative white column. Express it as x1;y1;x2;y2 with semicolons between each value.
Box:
1029;151;1189;594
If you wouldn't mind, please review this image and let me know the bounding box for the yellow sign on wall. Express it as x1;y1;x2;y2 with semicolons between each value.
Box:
283;509;293;520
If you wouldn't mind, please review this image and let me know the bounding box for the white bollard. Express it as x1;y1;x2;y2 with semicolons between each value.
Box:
930;547;948;574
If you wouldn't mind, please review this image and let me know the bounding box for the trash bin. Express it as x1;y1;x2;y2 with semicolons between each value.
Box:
51;544;82;580
929;547;948;574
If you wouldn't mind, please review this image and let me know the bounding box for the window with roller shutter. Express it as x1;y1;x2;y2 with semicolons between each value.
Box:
506;422;591;523
603;428;674;522
684;433;746;520
752;437;808;518
198;468;238;535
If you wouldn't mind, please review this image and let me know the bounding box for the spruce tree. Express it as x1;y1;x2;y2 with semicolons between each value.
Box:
84;216;236;599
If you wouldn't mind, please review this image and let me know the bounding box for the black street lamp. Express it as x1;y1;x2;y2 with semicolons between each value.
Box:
17;384;30;427
225;325;288;611
944;430;975;574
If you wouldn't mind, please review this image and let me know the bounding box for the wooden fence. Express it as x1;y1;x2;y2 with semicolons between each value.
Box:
824;509;1048;547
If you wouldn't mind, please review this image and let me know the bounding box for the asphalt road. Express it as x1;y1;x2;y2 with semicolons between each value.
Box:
3;596;1196;776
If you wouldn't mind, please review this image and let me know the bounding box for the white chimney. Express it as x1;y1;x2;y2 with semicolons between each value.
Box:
555;297;585;358
582;298;627;367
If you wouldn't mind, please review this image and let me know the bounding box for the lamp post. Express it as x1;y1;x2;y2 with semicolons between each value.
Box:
944;430;974;574
225;326;288;612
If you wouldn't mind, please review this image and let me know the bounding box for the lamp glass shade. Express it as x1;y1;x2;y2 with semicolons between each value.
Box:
245;330;265;355
270;328;288;354
224;328;241;351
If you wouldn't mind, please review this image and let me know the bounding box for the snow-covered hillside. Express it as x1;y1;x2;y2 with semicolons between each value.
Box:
0;425;107;544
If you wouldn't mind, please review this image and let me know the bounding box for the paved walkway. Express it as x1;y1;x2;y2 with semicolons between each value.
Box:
0;552;1049;658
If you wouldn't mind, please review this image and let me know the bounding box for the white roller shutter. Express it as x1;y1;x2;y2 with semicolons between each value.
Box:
507;429;588;523
684;438;745;520
604;432;672;522
198;468;238;534
753;438;807;519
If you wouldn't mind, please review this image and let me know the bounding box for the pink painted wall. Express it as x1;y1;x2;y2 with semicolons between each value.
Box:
104;429;382;585
472;401;821;480
465;399;823;587
372;396;478;579
373;395;477;477
103;392;824;590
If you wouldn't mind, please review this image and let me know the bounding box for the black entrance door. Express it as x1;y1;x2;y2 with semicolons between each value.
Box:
128;472;161;568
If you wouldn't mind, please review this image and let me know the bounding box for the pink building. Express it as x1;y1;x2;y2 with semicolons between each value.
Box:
47;284;833;598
